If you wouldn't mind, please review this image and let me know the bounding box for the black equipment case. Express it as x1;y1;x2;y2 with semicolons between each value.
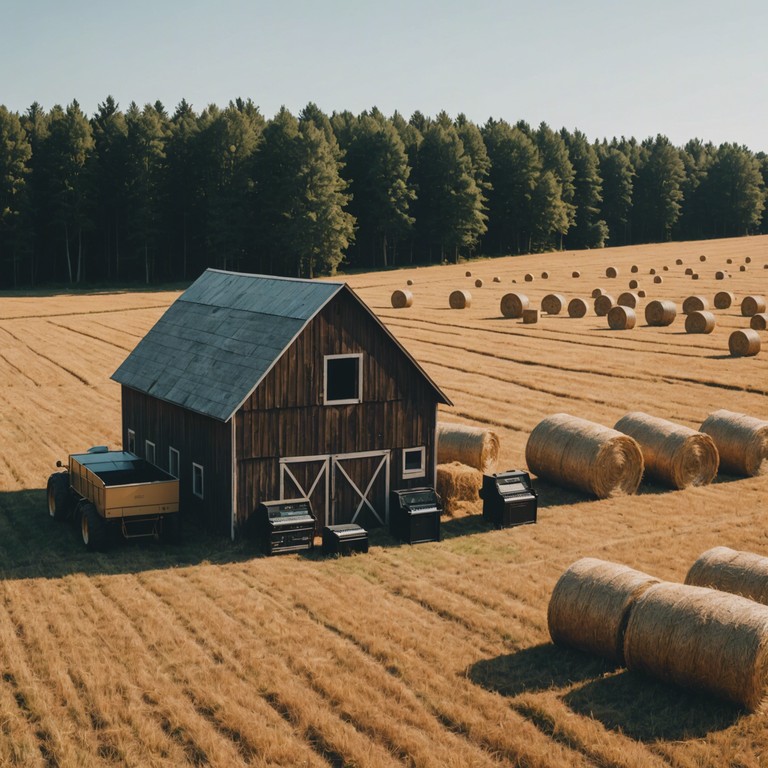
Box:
389;488;442;544
480;470;538;528
255;498;316;555
322;524;369;555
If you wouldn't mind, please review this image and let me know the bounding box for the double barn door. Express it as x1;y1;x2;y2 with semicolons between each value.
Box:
279;450;390;530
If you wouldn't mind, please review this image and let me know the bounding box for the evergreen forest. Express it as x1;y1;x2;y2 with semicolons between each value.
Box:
0;97;766;288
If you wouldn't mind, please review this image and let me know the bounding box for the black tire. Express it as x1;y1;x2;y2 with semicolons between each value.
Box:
47;472;72;521
160;513;182;544
80;502;109;551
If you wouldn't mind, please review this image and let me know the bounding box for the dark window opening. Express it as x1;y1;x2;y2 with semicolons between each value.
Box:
326;355;361;403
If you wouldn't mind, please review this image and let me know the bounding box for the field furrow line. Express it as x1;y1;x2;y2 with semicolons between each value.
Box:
45;320;135;352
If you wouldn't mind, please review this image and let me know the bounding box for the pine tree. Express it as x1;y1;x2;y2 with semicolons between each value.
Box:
597;145;634;246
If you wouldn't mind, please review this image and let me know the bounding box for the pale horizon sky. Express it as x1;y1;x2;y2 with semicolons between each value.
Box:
3;0;767;152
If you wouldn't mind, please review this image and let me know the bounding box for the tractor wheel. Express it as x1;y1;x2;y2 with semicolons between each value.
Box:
47;472;72;521
160;514;182;544
80;503;109;551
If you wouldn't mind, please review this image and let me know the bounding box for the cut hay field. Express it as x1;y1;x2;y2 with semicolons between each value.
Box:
1;235;767;767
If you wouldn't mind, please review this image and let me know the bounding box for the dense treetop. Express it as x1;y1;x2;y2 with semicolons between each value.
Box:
0;98;765;288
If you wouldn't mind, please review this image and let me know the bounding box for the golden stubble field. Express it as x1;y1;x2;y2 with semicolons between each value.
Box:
0;235;767;767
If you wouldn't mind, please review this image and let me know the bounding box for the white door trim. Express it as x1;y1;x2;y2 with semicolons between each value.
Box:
331;449;390;525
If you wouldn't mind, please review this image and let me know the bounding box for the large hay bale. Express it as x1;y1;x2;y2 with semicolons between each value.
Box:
541;293;567;315
525;413;644;498
522;308;539;324
751;313;768;330
500;292;529;318
682;295;709;314
700;409;768;476
644;300;677;327
623;582;768;712
684;310;716;334
567;297;588;318
742;295;767;317
729;329;761;357
606;266;619;278
591;287;603;299
391;289;413;308
607;305;636;330
613;412;719;489
436;462;482;516
449;289;472;309
436;422;499;473
686;547;768;604
547;558;659;664
594;294;614;317
617;291;639;308
714;290;735;309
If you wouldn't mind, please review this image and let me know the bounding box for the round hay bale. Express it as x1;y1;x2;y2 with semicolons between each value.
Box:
594;294;614;317
764;264;768;270
645;300;677;327
740;265;748;272
741;295;767;317
653;275;663;284
607;305;636;330
449;289;471;309
500;292;529;318
686;547;768;604
406;278;414;286
685;310;716;334
547;557;659;664
591;287;603;299
729;329;761;357
436;462;482;516
465;270;472;277
676;258;684;265
699;254;707;262
617;291;639;308
522;308;539;324
541;271;549;279
663;265;669;271
746;256;752;264
613;412;719;489
436;422;499;474
623;582;768;712
525;413;644;499
682;295;709;314
715;271;727;280
631;265;639;274
606;266;618;278
572;270;581;278
567;297;589;318
692;273;700;280
628;279;638;290
541;293;567;315
524;273;534;282
649;268;656;275
685;267;694;275
638;289;646;298
700;409;768;476
390;289;413;309
714;290;735;309
751;313;768;330
492;276;501;283
475;278;484;288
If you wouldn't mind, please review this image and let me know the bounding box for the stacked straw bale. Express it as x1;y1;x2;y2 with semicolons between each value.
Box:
567;298;588;318
751;313;768;330
729;329;761;357
390;289;413;308
606;266;618;278
645;300;677;327
714;291;735;309
436;422;499;473
500;292;529;318
742;295;767;317
548;558;659;663
613;412;719;489
700;409;768;476
607;305;636;330
682;295;709;314
623;582;768;712
436;462;482;515
617;291;639;308
542;293;567;315
594;294;614;317
522;308;539;324
686;547;768;604
449;289;471;309
684;310;716;334
525;413;644;498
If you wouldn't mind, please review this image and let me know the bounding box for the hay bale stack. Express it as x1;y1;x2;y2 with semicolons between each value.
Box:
686;547;768;604
525;413;644;498
741;295;767;317
594;294;614;317
613;412;719;489
700;409;768;476
653;275;663;284
547;558;659;664
571;270;581;278
522;308;539;324
436;462;482;516
685;310;716;334
729;329;761;357
474;278;484;288
541;293;567;315
628;279;638;290
567;297;589;318
591;287;603;298
524;273;534;282
645;300;677;327
391;289;414;308
751;313;768;330
714;291;735;309
623;582;768;712
606;266;618;278
607;305;636;330
631;264;639;273
436;422;499;473
618;291;639;308
500;292;529;318
449;289;472;309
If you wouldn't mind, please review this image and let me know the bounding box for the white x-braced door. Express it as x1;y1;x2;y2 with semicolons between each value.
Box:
331;450;390;528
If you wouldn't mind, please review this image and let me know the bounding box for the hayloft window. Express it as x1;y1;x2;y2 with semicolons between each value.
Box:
145;440;156;465
127;429;136;454
324;353;363;405
192;463;204;499
169;447;180;478
402;447;426;479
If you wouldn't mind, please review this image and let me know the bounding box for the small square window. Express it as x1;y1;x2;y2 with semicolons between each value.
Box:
324;353;362;404
403;447;426;479
169;447;180;478
192;463;204;499
145;440;156;465
127;429;136;454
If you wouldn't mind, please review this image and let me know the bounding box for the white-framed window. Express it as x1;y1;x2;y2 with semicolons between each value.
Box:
192;463;204;499
145;440;156;465
402;446;426;479
324;353;363;405
127;429;136;454
169;447;180;478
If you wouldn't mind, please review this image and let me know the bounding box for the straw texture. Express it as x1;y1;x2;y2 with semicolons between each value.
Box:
714;291;735;309
500;292;529;318
729;329;761;357
742;296;767;317
436;422;499;473
686;547;768;605
542;293;567;315
436;462;482;515
525;413;644;498
684;310;716;334
390;289;413;308
449;289;471;309
644;300;677;327
567;298;588;318
607;305;636;330
700;409;768;476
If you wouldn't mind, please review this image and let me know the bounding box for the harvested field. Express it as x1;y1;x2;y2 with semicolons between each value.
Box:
1;235;768;766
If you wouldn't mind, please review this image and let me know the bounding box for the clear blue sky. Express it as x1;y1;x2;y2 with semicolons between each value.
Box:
3;0;766;151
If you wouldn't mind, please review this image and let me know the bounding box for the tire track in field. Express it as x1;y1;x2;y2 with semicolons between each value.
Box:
0;353;40;386
0;305;170;322
45;320;134;352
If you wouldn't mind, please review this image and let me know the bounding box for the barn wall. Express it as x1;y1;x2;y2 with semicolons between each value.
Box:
121;386;232;536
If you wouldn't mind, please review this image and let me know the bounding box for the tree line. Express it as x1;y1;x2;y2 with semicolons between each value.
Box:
0;97;766;288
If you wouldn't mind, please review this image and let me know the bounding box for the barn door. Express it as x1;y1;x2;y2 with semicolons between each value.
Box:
331;450;390;529
279;456;330;529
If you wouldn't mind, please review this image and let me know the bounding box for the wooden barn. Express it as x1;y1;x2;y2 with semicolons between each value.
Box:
112;269;451;538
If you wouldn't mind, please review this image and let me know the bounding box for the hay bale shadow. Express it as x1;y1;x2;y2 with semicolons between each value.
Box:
563;670;741;741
